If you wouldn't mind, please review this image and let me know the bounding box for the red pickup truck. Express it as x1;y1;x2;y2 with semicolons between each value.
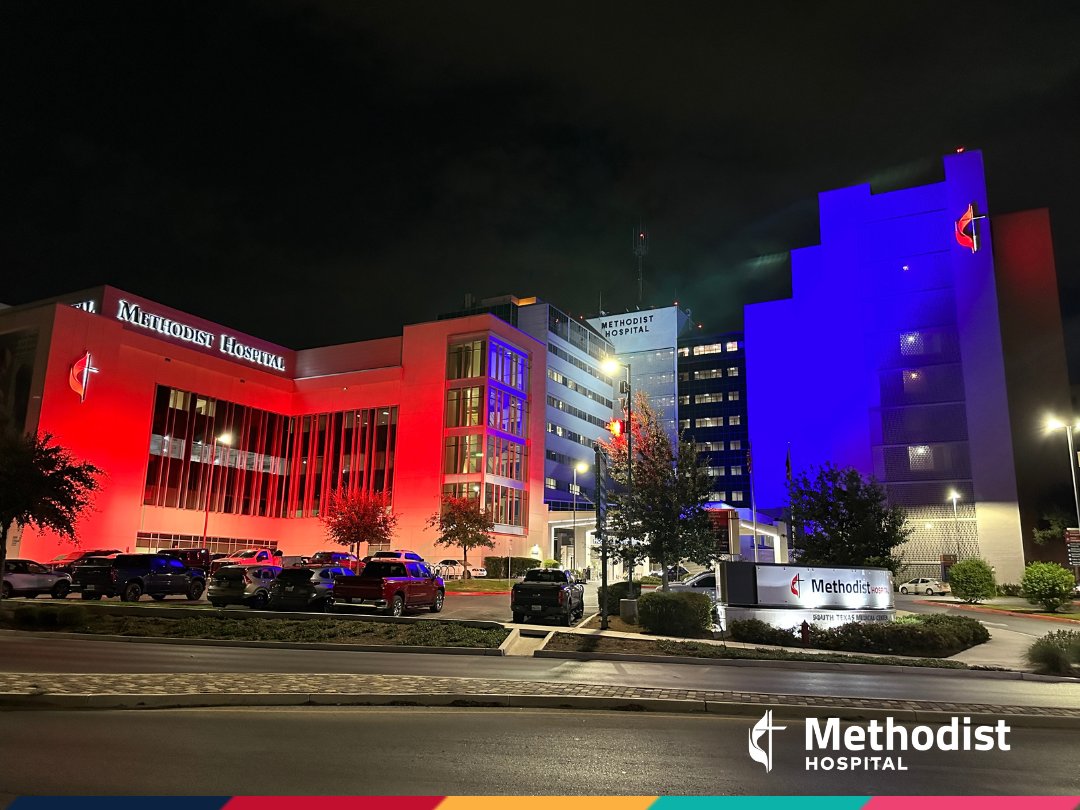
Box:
333;559;444;616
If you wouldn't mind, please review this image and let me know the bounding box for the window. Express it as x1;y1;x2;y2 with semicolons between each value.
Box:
695;369;723;380
727;391;740;401
545;477;557;490
695;417;723;428
730;465;743;476
730;491;744;502
695;441;723;452
444;434;483;474
678;372;690;382
709;491;726;502
729;439;742;451
908;445;935;471
706;466;725;477
489;339;526;391
677;347;689;357
727;367;740;377
487;435;525;480
728;415;741;426
900;332;924;356
695;393;724;404
489;389;526;436
725;341;739;352
679;419;691;431
443;482;481;503
903;369;924;393
569;482;581;495
678;395;690;406
485;483;526;527
447;340;485;379
693;343;722;355
446;387;483;427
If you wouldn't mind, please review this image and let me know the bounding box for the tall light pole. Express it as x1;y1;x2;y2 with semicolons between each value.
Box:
1047;417;1080;531
947;489;961;559
571;461;589;572
602;357;632;587
201;432;232;545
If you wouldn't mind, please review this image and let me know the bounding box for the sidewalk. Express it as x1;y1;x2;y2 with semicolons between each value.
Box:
2;671;1079;727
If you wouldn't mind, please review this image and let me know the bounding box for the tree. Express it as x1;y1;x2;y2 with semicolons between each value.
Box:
319;489;398;558
787;463;909;573
1021;561;1076;612
1031;509;1072;546
0;430;101;601
948;558;997;603
601;391;717;590
426;495;495;565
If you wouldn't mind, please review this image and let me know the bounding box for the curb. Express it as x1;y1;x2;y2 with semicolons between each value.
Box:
913;600;1080;624
533;648;1077;683
2;690;1077;728
0;629;505;656
445;590;512;596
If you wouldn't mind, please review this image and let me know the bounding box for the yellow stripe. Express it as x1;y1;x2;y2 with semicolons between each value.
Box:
439;798;658;810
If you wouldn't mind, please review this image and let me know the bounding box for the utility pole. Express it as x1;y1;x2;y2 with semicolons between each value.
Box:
595;443;610;630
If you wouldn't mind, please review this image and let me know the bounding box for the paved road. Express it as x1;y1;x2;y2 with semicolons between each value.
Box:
3;634;1078;710
1;707;1076;799
895;593;1079;638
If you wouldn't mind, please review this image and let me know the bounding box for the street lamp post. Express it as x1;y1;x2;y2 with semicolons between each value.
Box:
201;432;232;545
571;461;589;572
602;357;633;587
1047;418;1080;532
947;489;961;559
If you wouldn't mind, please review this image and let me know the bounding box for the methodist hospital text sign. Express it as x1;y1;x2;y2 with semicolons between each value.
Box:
721;562;894;629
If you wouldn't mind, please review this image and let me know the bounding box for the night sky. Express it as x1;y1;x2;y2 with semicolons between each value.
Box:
4;2;1080;371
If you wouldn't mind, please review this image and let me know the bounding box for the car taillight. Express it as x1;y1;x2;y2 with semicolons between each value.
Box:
558;588;566;605
109;569;118;582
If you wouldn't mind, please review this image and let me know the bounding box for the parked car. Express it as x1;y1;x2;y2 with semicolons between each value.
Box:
898;577;950;596
667;570;721;601
209;548;283;574
510;568;585;625
333;560;444;616
308;550;363;571
72;553;206;601
207;564;282;608
367;549;425;562
156;547;212;571
433;559;487;579
3;559;73;599
47;548;123;575
267;566;354;611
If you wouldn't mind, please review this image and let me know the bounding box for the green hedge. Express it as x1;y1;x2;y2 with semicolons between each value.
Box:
637;591;713;637
637;575;662;585
729;613;989;658
483;556;540;578
12;605;88;629
597;581;642;614
997;583;1024;597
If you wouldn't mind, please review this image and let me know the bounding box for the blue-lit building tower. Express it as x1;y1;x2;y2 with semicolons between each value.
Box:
744;150;1072;583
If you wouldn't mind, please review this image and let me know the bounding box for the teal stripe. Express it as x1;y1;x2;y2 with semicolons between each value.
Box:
653;798;870;810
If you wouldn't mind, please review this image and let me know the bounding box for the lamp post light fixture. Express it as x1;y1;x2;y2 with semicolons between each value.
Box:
602;357;633;586
947;489;961;559
571;461;589;572
1046;417;1080;532
201;431;233;545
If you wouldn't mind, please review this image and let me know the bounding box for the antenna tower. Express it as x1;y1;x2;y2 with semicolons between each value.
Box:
633;220;648;305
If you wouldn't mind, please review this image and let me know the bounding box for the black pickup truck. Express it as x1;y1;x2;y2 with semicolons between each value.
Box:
72;553;206;602
510;568;585;625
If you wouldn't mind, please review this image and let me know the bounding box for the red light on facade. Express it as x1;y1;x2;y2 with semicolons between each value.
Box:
608;418;624;437
956;146;965;153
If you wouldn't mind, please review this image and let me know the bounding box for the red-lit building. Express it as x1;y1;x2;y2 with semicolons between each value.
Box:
0;287;547;562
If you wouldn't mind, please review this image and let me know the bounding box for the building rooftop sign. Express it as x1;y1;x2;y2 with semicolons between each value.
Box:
586;305;687;354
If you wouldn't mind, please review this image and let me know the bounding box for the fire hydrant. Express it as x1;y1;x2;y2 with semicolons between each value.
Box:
800;620;811;647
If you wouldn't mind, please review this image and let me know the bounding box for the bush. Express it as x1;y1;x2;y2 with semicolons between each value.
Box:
729;618;798;647
947;558;997;603
56;605;88;628
997;583;1024;597
13;606;42;628
597;581;642;615
1024;630;1080;675
542;559;560;569
483;556;539;578
1021;562;1076;611
638;575;662;585
729;614;988;658
637;592;713;637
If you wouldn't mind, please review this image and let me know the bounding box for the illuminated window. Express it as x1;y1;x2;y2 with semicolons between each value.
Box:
446;387;483;427
487;435;525;480
728;415;741;426
727;367;739;377
489;389;526;436
545;477;557;490
710;492;726;502
902;369;925;394
194;397;215;416
485;482;526;527
696;417;723;428
729;439;742;451
693;343;723;355
695;369;723;380
678;372;690;381
489;339;526;391
695;393;724;404
444;434;483;474
677;347;689;357
678;395;690;406
447;340;485;379
696;441;723;452
900;332;924;356
908;445;934;471
679;419;691;431
725;341;739;352
730;491;744;502
443;482;481;504
706;466;725;477
727;391;740;401
730;465;743;476
569;482;581;495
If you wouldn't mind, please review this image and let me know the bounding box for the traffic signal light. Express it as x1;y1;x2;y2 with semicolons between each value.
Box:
608;418;625;437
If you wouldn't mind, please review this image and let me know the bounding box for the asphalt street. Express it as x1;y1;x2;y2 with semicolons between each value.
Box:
3;634;1078;710
895;593;1078;638
1;707;1076;798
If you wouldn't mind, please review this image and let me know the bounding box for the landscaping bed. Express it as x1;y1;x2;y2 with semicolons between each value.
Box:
1;604;509;648
544;632;969;669
442;578;513;592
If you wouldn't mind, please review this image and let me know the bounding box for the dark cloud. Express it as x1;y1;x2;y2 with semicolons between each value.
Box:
3;1;1079;368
